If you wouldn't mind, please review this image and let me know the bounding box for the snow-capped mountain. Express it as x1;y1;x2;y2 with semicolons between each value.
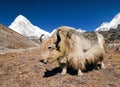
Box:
63;26;86;32
50;26;86;35
77;28;86;32
49;26;86;37
95;12;120;31
9;15;49;39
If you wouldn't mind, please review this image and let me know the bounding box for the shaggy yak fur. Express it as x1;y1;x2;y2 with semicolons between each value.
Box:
40;26;106;76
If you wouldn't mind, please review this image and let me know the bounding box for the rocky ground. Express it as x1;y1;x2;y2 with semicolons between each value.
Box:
0;45;120;87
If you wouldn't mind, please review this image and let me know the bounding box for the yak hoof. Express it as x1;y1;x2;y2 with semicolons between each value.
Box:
60;72;66;76
77;69;83;76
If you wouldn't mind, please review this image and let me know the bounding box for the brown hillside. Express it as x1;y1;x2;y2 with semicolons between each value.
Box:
0;24;39;51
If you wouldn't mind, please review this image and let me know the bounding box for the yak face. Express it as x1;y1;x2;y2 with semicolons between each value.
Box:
40;37;61;63
40;29;69;64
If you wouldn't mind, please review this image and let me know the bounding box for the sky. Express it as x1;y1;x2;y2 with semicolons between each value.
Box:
0;0;120;32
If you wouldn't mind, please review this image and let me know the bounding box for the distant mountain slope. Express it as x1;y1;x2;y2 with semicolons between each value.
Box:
9;15;49;39
0;24;39;50
100;24;120;44
95;12;120;31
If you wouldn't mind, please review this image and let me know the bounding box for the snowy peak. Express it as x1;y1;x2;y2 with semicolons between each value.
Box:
50;26;86;36
9;15;49;39
110;12;120;27
14;15;30;23
95;12;120;31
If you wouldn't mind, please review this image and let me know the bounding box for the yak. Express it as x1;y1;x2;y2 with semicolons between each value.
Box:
40;26;106;76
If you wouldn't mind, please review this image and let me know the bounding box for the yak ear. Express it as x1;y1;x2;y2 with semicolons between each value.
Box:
53;30;61;51
53;29;71;51
39;34;45;43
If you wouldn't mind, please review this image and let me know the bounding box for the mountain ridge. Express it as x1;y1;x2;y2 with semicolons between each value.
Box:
95;12;120;31
9;15;49;39
8;12;120;35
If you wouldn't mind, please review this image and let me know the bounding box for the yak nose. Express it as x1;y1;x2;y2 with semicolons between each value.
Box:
40;59;47;64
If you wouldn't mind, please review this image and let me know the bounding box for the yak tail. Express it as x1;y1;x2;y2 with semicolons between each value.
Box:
96;33;106;53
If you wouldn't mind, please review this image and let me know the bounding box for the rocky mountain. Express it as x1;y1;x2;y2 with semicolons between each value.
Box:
100;24;120;44
0;24;39;51
9;15;49;39
95;12;120;31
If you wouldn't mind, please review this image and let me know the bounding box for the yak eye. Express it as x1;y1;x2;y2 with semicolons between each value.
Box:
48;46;54;50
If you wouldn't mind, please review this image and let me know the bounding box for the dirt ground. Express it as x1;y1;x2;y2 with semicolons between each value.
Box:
0;46;120;87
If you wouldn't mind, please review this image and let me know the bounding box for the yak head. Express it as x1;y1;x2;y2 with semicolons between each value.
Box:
40;27;72;64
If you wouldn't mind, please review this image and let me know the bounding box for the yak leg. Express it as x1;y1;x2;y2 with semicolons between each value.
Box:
100;62;105;69
95;63;100;70
99;55;105;69
60;57;68;75
95;62;105;70
77;69;83;76
61;65;67;75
